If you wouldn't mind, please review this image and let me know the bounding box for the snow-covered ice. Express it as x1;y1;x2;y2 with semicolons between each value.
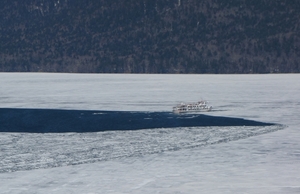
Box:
0;73;299;193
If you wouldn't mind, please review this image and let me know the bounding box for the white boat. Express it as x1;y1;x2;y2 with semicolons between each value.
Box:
173;101;212;113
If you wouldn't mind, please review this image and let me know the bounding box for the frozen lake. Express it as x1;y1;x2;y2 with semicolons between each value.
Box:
0;73;299;193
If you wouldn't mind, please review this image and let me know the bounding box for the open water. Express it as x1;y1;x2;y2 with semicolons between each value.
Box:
0;73;299;193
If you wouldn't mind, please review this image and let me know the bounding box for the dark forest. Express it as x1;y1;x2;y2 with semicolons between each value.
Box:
1;0;299;73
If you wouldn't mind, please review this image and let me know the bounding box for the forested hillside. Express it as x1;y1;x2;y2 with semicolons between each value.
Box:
1;0;299;73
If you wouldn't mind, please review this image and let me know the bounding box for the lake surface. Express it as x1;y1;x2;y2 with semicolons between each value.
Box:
0;73;299;193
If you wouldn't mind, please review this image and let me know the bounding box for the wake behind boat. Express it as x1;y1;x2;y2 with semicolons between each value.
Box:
173;101;212;113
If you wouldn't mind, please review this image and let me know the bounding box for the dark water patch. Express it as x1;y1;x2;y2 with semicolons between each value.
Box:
0;108;274;133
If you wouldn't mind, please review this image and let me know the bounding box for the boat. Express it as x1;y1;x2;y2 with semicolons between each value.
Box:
172;101;212;113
